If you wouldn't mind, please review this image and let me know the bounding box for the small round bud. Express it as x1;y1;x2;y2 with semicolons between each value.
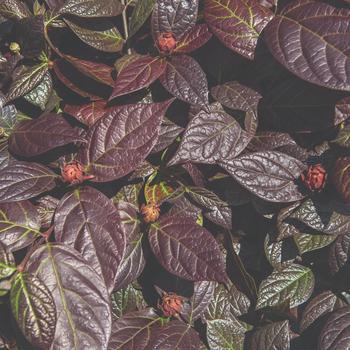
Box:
158;292;183;317
61;161;94;184
301;164;327;192
9;42;21;54
140;202;160;223
157;32;177;54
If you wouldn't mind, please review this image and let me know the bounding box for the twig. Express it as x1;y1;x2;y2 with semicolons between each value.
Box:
121;0;132;54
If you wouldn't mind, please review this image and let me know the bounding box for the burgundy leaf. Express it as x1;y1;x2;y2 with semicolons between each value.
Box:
149;320;203;349
108;309;160;349
159;55;209;109
77;100;173;182
221;151;306;203
182;162;205;187
204;0;273;59
54;186;125;293
319;306;350;350
151;118;183;154
264;0;350;91
329;232;350;274
151;0;198;41
333;157;350;204
113;201;145;291
64;100;109;127
0;200;40;251
9;114;84;157
110;55;166;99
168;107;251;166
58;0;124;17
36;195;59;229
174;24;212;54
211;81;262;134
149;214;228;283
26;243;111;350
0;161;57;203
300;291;338;332
248;132;297;152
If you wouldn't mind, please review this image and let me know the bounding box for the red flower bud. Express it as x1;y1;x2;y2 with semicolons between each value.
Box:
60;161;94;184
140;202;160;223
157;32;177;54
301;164;327;192
158;292;183;317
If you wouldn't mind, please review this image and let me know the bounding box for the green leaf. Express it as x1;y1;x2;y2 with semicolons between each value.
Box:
6;63;48;102
23;71;53;110
256;263;315;309
58;0;124;17
334;123;350;148
129;0;155;37
294;233;336;254
10;272;56;349
66;20;124;52
0;242;16;279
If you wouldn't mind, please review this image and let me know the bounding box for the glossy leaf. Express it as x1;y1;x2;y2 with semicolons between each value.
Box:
0;241;16;279
54;186;125;293
66;20;123;52
9;113;83;157
149;214;228;282
36;195;59;229
300;291;337;332
58;0;124;17
6;63;48;102
329;232;350;274
77;100;172;182
110;56;166;99
0;200;40;252
159;55;209;109
108;309;161;349
221;151;306;203
26;243;111;350
174;24;212;54
151;0;198;40
113;201;145;291
249;320;290;350
169;108;250;166
211;81;262;134
0;161;57;203
204;0;273;59
319;306;350;350
294;233;335;255
144;174;174;204
151;118;183;153
0;0;31;20
256;263;315;309
333;157;350;204
129;0;156;37
10;272;56;349
264;0;350;91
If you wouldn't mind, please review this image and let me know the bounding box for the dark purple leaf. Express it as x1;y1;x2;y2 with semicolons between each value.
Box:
149;320;203;349
174;24;212;54
211;81;262;134
110;56;166;99
333;157;350;204
66;20;124;52
26;243;111;350
159;55;209;109
9;114;84;157
319;306;350;350
113;183;143;207
45;0;65;9
151;118;183;153
58;0;124;17
151;0;198;40
0;200;40;252
168;194;202;222
300;291;337;332
335;96;350;125
204;0;273;59
148;214;228;283
108;309;160;349
77;100;172;182
181;281;216;323
6;63;48;102
248;132;297;152
256;263;315;309
186;186;232;229
0;241;16;279
114;201;145;291
221;151;306;203
129;0;156;37
0;0;31;20
65;55;114;87
0;161;57;203
36;195;59;229
168;107;250;166
10;272;56;349
264;0;350;91
54;186;125;293
329;232;350;274
250;320;290;350
182;162;205;187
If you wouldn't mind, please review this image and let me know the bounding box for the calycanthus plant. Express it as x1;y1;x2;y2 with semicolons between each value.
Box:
0;0;349;349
